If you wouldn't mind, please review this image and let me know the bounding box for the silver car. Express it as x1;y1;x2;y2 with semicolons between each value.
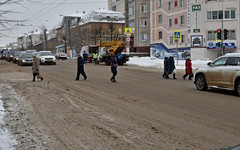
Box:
194;53;240;96
18;53;33;66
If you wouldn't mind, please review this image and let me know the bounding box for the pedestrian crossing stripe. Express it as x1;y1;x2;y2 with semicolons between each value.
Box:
125;28;132;35
173;31;182;40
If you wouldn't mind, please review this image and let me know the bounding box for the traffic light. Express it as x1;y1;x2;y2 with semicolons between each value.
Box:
216;29;222;40
224;29;229;40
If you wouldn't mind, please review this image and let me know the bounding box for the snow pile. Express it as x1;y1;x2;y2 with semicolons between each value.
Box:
127;56;211;70
0;94;16;150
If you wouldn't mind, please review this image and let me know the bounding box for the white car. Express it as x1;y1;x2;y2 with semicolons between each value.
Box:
194;53;240;96
37;51;56;65
56;52;67;60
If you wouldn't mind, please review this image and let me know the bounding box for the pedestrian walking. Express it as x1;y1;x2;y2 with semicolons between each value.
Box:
75;54;87;81
183;56;193;80
83;51;88;64
93;52;98;64
110;54;118;82
167;55;177;79
32;55;43;81
162;56;169;79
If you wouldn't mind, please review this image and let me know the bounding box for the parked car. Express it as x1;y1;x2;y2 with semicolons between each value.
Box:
55;52;67;60
6;49;20;62
37;51;56;65
13;51;23;63
18;53;33;66
194;53;240;96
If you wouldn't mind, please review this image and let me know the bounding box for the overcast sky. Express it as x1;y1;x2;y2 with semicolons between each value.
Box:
0;0;108;46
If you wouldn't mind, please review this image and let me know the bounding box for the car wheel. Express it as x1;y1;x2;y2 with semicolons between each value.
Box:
235;80;240;96
195;74;207;91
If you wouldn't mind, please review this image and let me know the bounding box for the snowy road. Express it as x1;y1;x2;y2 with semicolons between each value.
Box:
0;59;240;149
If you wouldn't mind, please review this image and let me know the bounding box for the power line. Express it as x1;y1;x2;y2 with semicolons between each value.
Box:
23;1;107;5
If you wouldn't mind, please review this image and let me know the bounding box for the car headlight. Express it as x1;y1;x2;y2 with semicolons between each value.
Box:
22;60;26;62
10;55;13;57
16;58;18;60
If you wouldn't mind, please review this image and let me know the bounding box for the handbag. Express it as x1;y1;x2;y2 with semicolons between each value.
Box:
113;63;117;68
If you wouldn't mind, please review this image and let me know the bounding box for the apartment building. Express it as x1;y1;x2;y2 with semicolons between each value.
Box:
190;0;240;60
150;0;190;59
109;0;151;53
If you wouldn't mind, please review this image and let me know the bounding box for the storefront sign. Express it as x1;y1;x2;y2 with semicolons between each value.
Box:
207;41;237;50
192;4;201;11
191;35;203;47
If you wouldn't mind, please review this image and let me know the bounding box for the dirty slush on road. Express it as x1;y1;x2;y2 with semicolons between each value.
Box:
1;61;238;150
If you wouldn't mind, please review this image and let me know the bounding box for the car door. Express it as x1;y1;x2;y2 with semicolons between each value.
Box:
222;57;240;88
205;57;227;86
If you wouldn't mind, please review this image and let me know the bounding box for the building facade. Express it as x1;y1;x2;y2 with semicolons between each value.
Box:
150;0;190;60
109;0;151;53
190;0;240;60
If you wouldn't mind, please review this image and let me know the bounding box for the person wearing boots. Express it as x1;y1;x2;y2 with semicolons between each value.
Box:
110;54;118;82
32;55;43;81
168;55;177;79
75;54;87;81
162;56;169;79
183;56;193;80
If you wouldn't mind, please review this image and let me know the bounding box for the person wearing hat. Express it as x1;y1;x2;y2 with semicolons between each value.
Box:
162;55;169;79
167;55;177;79
183;56;193;80
110;54;118;82
75;53;87;81
32;55;43;81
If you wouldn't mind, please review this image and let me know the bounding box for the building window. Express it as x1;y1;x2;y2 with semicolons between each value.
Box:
141;5;147;13
180;0;184;7
180;15;185;25
158;0;162;7
129;19;135;28
174;1;178;7
169;36;173;45
141;19;147;27
142;33;147;41
208;31;217;40
169;19;173;27
159;31;162;39
158;15;162;23
174;18;178;24
207;10;236;20
181;35;185;43
169;1;173;10
112;6;116;11
229;30;236;40
129;6;134;15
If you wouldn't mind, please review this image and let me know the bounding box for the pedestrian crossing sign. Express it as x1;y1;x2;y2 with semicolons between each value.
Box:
125;28;132;35
173;31;182;40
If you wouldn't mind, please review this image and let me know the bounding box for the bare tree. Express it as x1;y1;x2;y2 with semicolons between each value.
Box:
0;0;37;36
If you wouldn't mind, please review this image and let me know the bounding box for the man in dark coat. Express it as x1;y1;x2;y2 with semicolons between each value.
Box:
162;56;169;79
75;54;87;80
83;51;88;64
183;56;193;80
110;54;118;82
168;56;177;79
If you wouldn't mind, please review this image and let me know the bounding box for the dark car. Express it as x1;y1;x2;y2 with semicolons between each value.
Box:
6;49;20;62
0;48;8;60
18;53;33;66
13;51;23;63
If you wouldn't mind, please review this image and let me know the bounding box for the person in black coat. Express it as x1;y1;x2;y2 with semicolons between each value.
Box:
75;54;87;80
110;54;118;82
162;56;169;79
167;56;177;79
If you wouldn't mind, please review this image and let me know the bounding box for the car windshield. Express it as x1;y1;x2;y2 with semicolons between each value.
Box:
41;52;52;56
14;52;21;57
26;50;36;53
21;54;32;58
9;50;20;55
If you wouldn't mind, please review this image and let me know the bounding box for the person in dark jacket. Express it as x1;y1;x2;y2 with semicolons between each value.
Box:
167;56;177;79
183;56;193;80
75;54;87;81
32;55;43;81
110;54;118;82
162;56;169;79
83;51;88;64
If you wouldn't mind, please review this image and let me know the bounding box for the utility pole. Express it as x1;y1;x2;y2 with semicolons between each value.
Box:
44;28;48;51
125;0;130;55
67;20;72;50
221;1;224;55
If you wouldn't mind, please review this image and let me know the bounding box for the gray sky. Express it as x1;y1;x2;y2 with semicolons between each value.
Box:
0;0;108;46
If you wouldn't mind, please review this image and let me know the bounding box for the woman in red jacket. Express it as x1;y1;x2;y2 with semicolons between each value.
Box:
183;56;193;80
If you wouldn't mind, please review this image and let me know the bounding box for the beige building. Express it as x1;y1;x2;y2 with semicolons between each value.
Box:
109;0;151;53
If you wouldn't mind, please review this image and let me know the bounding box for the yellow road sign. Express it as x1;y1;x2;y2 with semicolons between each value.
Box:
125;28;132;35
173;31;181;40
